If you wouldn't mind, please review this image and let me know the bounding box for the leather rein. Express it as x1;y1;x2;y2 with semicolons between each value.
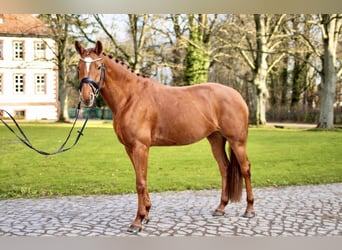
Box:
0;57;106;156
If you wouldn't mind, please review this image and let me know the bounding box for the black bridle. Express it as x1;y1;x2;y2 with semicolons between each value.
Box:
78;58;106;98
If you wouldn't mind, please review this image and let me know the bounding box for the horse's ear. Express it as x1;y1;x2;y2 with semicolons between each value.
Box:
75;41;85;55
94;40;103;55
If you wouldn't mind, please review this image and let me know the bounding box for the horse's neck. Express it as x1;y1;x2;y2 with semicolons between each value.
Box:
101;61;142;116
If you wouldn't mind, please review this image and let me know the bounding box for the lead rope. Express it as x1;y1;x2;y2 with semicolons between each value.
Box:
0;102;89;155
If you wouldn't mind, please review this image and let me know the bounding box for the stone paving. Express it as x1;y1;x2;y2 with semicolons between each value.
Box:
0;183;341;236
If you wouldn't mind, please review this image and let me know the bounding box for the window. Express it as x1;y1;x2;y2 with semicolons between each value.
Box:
35;74;46;94
13;41;24;60
0;40;3;60
35;42;45;59
14;74;24;93
14;110;25;119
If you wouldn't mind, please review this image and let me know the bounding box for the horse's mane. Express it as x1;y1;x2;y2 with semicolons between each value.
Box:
102;52;149;79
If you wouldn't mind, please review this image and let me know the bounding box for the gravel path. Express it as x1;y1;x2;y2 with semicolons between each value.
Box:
0;183;341;236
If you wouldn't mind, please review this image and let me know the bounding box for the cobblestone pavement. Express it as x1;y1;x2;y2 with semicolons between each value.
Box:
0;183;341;236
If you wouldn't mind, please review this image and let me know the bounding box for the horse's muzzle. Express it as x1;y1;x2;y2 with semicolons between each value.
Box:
80;92;95;107
79;77;99;107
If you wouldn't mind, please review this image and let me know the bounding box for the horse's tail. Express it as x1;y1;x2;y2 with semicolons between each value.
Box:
227;147;243;202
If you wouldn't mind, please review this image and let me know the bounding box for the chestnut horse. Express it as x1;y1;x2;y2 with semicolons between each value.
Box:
75;40;255;233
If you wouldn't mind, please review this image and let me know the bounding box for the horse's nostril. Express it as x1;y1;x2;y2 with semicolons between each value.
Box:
79;93;95;107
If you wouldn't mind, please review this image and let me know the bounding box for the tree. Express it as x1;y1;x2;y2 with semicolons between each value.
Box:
293;14;342;128
218;14;288;125
90;14;222;87
92;14;155;76
38;14;94;121
147;14;219;86
252;14;290;125
150;14;187;86
290;55;311;108
317;14;342;128
183;14;218;85
286;15;313;109
38;14;71;121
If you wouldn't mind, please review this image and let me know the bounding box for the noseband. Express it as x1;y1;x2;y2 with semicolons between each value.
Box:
78;57;106;97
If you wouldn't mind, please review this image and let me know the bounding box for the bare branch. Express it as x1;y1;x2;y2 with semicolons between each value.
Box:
296;32;322;57
180;35;203;50
267;14;287;45
93;14;130;61
333;15;342;42
268;39;284;53
267;53;286;74
74;15;96;44
239;47;256;70
337;67;342;78
289;51;322;73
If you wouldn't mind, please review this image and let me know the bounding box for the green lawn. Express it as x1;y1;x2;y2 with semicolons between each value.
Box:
0;121;341;199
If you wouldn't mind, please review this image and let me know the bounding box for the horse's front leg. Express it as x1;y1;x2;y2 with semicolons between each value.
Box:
125;143;151;233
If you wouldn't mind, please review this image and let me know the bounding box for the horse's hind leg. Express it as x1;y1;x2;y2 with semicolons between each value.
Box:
229;141;255;218
207;132;229;216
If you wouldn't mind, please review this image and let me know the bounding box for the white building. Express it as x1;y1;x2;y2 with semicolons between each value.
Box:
0;14;58;120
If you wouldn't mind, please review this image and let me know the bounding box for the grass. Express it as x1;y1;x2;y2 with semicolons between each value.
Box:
0;121;341;199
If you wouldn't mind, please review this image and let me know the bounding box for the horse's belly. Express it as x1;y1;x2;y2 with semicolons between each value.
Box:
151;135;204;146
151;119;217;146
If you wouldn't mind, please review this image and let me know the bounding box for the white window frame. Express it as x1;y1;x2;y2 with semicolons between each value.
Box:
34;41;45;60
14;110;26;119
35;74;46;94
13;41;24;60
14;73;25;94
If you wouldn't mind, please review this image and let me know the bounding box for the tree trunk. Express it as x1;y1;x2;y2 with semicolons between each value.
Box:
317;14;339;129
318;40;336;128
252;14;269;125
38;14;73;122
58;63;67;121
169;14;184;86
253;64;268;125
183;42;210;85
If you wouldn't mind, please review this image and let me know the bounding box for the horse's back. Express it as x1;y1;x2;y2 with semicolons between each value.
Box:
158;82;245;106
169;82;249;124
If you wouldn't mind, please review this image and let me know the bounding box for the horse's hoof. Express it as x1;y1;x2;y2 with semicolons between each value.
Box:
127;224;142;234
242;211;255;218
212;209;225;217
142;218;150;225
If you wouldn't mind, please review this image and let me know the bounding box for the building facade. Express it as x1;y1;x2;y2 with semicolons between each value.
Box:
0;14;58;120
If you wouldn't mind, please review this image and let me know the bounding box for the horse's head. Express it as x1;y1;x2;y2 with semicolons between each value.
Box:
75;40;105;107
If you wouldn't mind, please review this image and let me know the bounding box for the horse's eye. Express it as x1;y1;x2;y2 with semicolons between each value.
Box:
97;66;101;70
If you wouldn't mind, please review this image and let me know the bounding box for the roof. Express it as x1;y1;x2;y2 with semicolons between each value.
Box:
0;14;50;37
